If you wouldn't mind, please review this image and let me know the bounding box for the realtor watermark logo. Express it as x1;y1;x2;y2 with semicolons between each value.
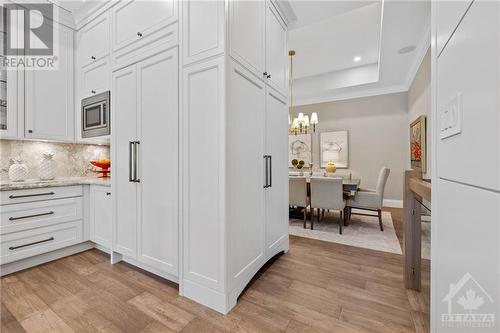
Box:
2;2;59;70
441;272;495;329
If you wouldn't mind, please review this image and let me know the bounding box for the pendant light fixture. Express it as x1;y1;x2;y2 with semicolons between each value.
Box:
288;50;318;135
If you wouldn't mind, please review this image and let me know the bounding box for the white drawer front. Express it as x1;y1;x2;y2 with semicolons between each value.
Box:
1;197;83;235
1;186;83;205
0;221;83;265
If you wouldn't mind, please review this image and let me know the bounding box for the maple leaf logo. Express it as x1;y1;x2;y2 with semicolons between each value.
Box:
457;289;484;313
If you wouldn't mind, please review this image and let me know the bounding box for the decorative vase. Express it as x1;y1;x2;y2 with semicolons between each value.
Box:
39;152;56;180
8;159;29;182
325;161;337;173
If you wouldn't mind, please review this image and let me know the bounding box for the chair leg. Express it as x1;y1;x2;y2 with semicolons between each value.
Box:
303;207;307;229
340;210;343;220
322;209;325;219
339;211;343;235
311;209;315;230
378;209;384;231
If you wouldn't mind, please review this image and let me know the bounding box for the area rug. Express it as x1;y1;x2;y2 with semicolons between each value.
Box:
289;209;403;255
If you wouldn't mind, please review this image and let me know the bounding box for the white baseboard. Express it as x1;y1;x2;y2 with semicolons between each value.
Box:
383;199;403;208
0;241;94;276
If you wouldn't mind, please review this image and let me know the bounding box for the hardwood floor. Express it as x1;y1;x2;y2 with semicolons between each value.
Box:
1;208;430;333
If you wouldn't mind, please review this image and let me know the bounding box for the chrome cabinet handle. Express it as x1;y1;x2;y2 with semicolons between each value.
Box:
9;211;54;221
129;141;135;182
133;141;140;182
91;56;96;60
268;155;272;188
263;155;269;188
9;192;55;199
106;192;111;196
137;32;143;37
263;72;268;77
9;237;55;250
267;74;271;79
91;90;96;94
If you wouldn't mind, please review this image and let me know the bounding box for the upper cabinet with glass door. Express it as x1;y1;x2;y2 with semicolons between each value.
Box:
0;6;23;139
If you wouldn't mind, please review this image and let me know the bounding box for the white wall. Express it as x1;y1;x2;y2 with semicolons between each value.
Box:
293;92;409;202
408;48;431;179
432;1;500;332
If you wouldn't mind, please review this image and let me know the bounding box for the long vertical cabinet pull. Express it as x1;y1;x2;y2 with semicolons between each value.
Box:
129;141;135;182
268;155;272;188
263;155;269;188
134;141;140;182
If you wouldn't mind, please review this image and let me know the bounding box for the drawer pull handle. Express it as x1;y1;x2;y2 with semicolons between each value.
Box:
9;211;55;221
137;32;143;37
106;192;111;196
9;237;55;250
9;192;55;199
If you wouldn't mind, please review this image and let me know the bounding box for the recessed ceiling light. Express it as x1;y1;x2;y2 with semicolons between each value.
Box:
398;45;416;54
353;56;361;62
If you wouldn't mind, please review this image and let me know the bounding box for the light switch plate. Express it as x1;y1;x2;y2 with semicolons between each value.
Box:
440;93;463;139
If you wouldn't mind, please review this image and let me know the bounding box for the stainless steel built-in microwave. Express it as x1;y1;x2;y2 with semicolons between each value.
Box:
82;91;110;138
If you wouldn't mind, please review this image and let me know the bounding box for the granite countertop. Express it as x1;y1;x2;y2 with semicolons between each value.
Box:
0;177;111;191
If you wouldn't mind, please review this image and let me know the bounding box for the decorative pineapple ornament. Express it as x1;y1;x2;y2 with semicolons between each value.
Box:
39;152;56;180
9;159;29;182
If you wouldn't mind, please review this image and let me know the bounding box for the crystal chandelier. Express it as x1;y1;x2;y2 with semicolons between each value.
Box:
288;50;318;135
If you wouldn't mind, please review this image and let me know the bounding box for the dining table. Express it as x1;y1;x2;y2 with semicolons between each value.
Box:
288;173;361;221
288;174;361;198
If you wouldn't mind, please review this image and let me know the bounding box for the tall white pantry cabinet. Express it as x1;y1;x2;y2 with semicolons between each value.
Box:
95;0;288;315
180;0;289;313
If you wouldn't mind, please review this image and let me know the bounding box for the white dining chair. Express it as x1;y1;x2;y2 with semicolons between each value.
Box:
310;177;346;234
289;177;309;228
346;167;390;231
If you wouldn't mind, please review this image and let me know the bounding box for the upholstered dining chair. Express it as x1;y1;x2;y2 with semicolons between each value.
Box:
310;177;346;234
289;177;309;228
346;167;390;231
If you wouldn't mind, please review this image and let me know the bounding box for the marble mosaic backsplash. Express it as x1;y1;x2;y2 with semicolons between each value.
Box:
0;139;110;181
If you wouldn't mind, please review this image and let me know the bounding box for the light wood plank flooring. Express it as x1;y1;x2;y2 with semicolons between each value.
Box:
1;208;430;333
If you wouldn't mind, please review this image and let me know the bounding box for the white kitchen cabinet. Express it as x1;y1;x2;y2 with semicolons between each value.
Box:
264;88;288;258
111;0;178;53
181;0;288;314
229;0;266;78
77;11;111;68
0;67;23;139
0;8;23;139
227;61;267;292
80;57;110;98
25;24;74;141
112;46;179;279
112;65;137;258
89;186;112;249
265;2;288;96
0;186;84;266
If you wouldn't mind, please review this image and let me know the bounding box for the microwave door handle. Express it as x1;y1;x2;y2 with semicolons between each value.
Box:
129;141;134;182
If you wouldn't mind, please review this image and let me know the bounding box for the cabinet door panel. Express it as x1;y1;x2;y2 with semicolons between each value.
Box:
80;57;110;98
265;88;288;257
112;0;177;52
78;13;110;68
266;2;287;95
90;186;112;249
229;0;265;77
25;24;74;141
227;61;266;288
1;9;23;139
137;48;178;276
112;65;137;257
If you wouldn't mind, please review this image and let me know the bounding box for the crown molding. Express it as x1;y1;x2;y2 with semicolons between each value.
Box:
294;84;408;106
